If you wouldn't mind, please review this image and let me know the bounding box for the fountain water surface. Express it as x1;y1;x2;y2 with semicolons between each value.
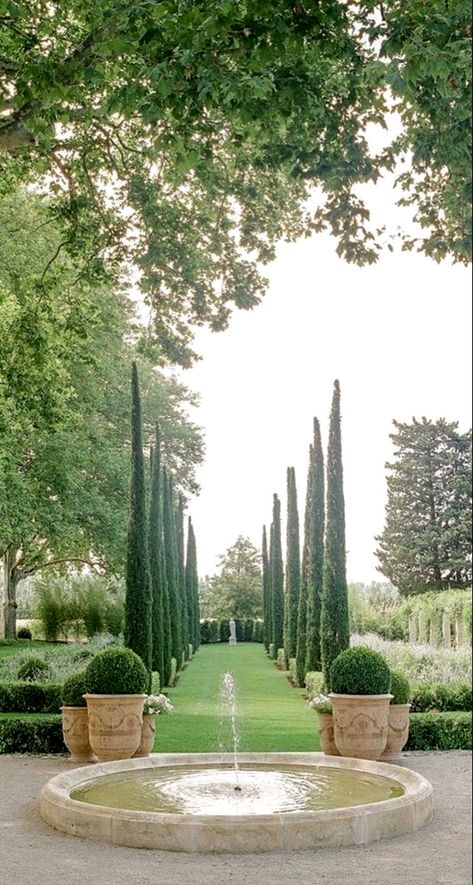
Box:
40;670;433;852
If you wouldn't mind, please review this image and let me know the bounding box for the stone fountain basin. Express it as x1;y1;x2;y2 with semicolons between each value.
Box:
40;752;433;853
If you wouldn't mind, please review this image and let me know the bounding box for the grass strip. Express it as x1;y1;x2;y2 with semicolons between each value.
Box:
154;643;320;753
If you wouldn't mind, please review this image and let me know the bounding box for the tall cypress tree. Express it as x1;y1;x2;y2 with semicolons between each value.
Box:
262;525;271;653
320;381;349;690
185;517;200;652
163;469;182;671
176;493;189;661
285;467;301;662
270;493;284;660
295;445;313;687
306;418;325;672
148;424;164;680
124;361;152;678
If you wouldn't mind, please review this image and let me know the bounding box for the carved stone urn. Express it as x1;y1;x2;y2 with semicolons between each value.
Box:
317;712;340;757
329;694;393;760
84;694;147;763
379;704;411;761
132;712;157;758
60;707;96;764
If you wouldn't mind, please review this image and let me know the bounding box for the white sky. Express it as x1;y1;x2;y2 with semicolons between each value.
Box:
178;184;472;583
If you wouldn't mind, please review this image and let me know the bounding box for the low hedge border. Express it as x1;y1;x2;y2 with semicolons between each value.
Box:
407;712;472;751
410;683;472;713
0;714;65;754
0;681;62;714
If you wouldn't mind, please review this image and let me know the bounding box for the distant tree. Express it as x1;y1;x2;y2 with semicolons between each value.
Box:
270;495;285;660
204;537;262;620
124;363;152;678
262;526;271;653
284;468;301;663
306;418;325;673
296;445;313;688
376;418;472;594
321;381;349;691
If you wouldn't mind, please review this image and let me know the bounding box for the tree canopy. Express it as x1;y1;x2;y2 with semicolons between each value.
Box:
376;417;472;595
0;189;204;636
201;536;262;620
1;1;470;364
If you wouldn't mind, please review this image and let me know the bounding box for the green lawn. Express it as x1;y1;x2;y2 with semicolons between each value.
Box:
0;640;55;659
154;643;320;753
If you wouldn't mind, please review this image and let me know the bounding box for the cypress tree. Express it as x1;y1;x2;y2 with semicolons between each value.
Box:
320;381;349;691
163;469;183;670
306;418;325;672
285;467;301;662
270;493;284;660
176;494;190;661
295;445;313;687
124;362;152;678
185;517;200;652
148;424;164;680
262;525;271;652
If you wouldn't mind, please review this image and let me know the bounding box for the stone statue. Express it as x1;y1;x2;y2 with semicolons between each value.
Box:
229;618;237;645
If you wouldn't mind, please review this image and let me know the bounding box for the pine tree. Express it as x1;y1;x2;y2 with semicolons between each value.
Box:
321;381;349;691
270;493;284;660
306;418;325;672
124;362;152;678
285;467;301;662
376;418;472;594
148;424;165;680
295;445;313;687
176;494;190;661
262;525;271;652
163;469;182;670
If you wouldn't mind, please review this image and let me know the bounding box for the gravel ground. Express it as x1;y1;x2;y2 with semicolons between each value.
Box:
0;751;470;885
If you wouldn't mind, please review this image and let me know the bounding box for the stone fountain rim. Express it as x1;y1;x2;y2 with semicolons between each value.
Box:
40;752;433;852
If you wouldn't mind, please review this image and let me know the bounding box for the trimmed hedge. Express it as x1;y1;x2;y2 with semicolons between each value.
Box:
305;671;325;697
410;683;472;713
0;714;65;754
390;671;410;705
407;712;472;751
0;681;62;714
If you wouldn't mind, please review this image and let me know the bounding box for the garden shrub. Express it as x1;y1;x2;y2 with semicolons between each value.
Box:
200;619;219;644
34;581;74;641
276;648;286;670
0;681;62;714
289;658;298;685
16;627;32;640
103;599;124;636
305;671;325;698
406;712;472;751
244;619;255;641
0;715;65;754
219;619;230;643
330;646;392;695
84;647;148;694
60;671;88;707
268;643;275;659
170;657;178;686
410;683;472;713
17;656;52;682
390;671;411;705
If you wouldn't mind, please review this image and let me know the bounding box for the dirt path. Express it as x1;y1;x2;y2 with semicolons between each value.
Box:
0;751;470;885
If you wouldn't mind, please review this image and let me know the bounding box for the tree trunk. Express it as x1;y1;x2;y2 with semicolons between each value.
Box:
2;547;20;639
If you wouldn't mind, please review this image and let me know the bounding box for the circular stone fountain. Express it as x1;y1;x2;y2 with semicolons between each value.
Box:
40;752;433;853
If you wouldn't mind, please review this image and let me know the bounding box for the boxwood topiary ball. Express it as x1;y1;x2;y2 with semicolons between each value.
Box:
330;646;392;695
390;670;411;705
61;670;88;707
84;647;148;695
